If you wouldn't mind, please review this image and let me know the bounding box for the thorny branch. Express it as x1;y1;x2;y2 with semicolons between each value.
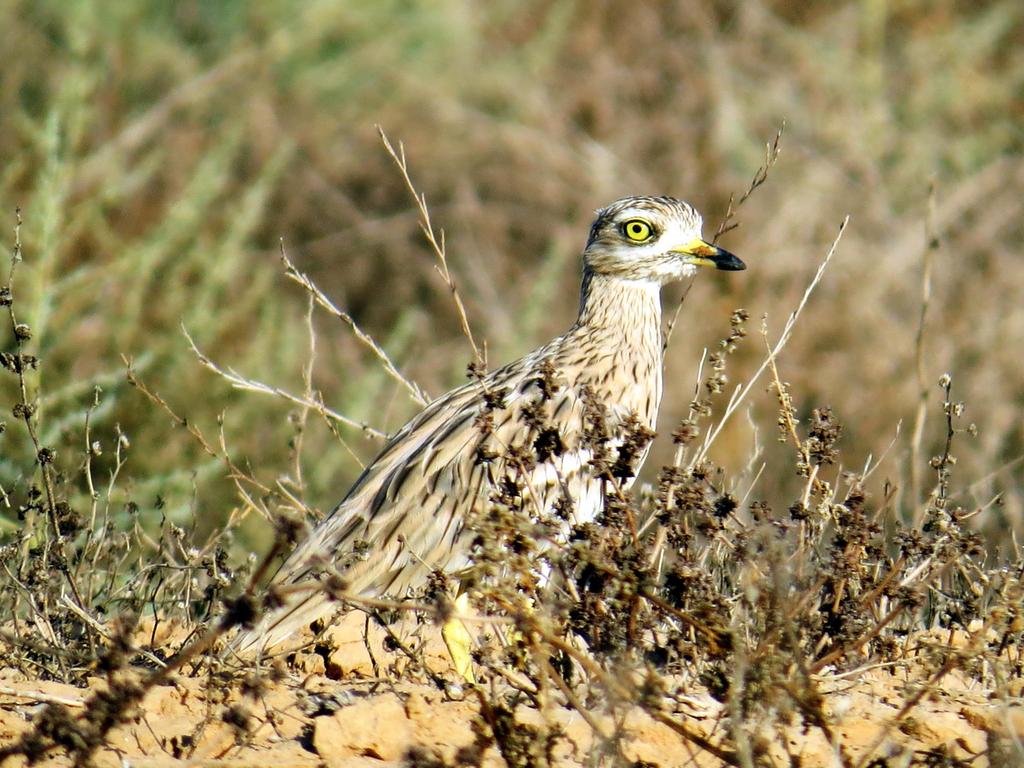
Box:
664;123;783;350
279;240;429;406
378;126;486;372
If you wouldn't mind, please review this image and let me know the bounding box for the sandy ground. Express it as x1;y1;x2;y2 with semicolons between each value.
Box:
1;616;1022;767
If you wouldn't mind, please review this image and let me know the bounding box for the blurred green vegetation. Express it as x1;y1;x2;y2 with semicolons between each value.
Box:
1;0;1022;557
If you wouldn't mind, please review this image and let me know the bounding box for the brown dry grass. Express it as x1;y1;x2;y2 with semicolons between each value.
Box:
2;1;1021;545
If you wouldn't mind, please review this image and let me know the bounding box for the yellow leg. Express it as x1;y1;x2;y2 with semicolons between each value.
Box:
441;592;476;684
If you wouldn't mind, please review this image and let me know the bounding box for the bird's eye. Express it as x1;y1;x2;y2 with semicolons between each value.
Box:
622;219;653;242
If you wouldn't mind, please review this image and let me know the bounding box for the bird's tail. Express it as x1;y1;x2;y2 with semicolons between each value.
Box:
227;588;335;657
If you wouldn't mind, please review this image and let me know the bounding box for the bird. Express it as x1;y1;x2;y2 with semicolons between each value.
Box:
232;195;744;664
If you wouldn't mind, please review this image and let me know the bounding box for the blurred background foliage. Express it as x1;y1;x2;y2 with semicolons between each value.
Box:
0;0;1021;555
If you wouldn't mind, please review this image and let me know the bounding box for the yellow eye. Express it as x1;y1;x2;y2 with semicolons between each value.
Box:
622;218;653;242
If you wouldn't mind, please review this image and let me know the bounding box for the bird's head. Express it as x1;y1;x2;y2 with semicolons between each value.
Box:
582;196;744;284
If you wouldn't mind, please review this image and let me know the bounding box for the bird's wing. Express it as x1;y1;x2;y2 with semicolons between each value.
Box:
236;349;609;651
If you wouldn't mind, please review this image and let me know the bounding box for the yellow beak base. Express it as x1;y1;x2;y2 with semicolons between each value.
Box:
672;238;745;271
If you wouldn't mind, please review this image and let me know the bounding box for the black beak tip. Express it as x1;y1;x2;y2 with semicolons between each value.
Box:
715;251;746;271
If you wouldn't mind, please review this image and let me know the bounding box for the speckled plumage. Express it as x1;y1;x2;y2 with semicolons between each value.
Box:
234;196;743;653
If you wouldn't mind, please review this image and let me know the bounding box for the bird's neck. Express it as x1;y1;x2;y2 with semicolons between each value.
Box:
574;270;663;350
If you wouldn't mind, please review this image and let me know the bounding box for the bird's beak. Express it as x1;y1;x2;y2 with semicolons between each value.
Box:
670;238;745;271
